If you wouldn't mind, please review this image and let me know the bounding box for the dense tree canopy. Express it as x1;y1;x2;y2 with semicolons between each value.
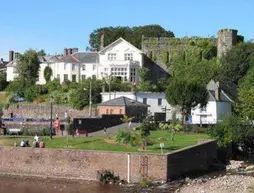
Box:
89;25;174;51
237;68;254;120
44;66;52;83
16;49;40;87
219;42;254;84
0;72;8;91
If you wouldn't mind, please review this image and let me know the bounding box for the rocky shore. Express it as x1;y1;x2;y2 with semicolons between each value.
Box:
176;160;254;193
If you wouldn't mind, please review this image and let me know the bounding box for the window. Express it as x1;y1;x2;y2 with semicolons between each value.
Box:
104;68;108;72
130;68;136;82
143;98;147;104
106;109;109;114
200;106;207;112
64;63;67;70
81;75;86;80
110;109;113;114
64;74;68;81
93;64;96;70
158;98;162;106
108;53;116;61
57;74;60;79
82;65;86;71
124;53;133;61
72;64;75;71
72;75;76;82
92;75;96;79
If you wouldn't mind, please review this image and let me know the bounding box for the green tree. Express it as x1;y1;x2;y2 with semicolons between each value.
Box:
89;25;174;51
37;49;47;56
0;72;8;91
16;49;40;87
44;66;52;83
166;78;208;122
69;88;89;110
139;116;153;150
237;68;254;120
138;67;158;92
219;42;254;84
46;79;61;93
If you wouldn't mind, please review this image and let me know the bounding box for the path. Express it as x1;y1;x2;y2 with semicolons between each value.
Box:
89;122;141;136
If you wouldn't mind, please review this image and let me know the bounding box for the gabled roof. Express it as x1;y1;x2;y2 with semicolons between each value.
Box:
98;96;149;107
72;52;99;63
38;55;62;63
99;37;143;54
207;80;233;102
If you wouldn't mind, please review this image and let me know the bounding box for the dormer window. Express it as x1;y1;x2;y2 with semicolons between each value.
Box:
124;53;133;61
108;53;116;61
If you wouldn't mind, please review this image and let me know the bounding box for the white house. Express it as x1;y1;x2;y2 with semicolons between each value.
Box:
191;80;233;125
101;91;182;121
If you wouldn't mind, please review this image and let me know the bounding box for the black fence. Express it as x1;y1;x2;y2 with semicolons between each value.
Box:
73;115;123;134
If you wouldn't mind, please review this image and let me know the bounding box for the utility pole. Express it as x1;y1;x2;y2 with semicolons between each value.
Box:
109;77;111;100
89;80;92;117
50;96;53;139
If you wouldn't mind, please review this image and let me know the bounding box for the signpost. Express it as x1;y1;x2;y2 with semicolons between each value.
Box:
160;143;164;154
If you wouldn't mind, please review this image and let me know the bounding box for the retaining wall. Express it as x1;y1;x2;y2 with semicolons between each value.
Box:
0;140;217;183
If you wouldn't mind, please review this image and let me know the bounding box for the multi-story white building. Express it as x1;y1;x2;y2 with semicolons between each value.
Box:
6;37;145;84
101;91;182;121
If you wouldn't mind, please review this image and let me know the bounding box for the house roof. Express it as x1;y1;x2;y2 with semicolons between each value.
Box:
207;80;233;102
38;55;62;63
99;37;143;54
98;96;150;107
57;55;81;63
72;52;99;63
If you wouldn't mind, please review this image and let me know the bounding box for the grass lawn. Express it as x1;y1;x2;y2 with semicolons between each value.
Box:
0;131;211;153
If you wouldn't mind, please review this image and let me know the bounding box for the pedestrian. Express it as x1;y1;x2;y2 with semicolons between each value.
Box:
34;134;39;143
128;120;132;127
39;140;45;148
76;129;79;137
104;127;107;135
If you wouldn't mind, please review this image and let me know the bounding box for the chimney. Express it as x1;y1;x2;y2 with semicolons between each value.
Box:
9;50;14;62
68;48;72;55
14;52;20;60
64;48;68;56
72;48;79;54
100;32;104;50
0;58;3;63
215;82;220;101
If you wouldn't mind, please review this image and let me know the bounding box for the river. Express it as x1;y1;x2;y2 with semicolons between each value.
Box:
0;176;129;193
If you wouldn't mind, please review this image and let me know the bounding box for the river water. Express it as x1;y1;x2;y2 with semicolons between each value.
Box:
0;176;128;193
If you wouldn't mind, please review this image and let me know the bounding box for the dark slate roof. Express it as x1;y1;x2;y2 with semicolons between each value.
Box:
72;52;99;63
57;55;81;63
98;96;150;107
38;55;62;63
208;90;232;102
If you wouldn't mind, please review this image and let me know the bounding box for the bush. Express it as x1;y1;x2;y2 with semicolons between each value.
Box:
23;127;51;136
139;177;152;188
115;130;143;147
24;86;38;102
97;170;120;184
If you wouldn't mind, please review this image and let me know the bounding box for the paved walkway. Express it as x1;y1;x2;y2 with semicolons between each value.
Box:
89;122;141;136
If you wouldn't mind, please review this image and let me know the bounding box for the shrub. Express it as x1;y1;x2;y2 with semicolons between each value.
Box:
24;86;38;102
115;130;143;147
23;127;51;136
97;170;120;184
139;177;152;188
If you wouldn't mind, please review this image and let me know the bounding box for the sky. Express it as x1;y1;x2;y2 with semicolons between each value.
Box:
0;0;253;60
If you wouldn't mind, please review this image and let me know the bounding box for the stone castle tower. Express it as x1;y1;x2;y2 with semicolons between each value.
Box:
217;29;238;58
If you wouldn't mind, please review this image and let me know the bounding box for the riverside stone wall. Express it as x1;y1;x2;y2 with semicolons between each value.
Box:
2;104;96;119
0;140;217;183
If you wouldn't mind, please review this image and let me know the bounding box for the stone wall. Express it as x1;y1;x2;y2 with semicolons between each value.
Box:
166;140;217;180
2;104;96;120
0;147;167;183
0;140;217;183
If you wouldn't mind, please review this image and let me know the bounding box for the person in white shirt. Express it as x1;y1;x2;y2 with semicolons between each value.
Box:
20;140;25;147
34;134;39;142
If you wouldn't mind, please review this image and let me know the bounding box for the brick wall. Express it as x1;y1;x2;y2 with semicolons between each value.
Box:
98;106;125;115
0;147;166;183
0;140;217;183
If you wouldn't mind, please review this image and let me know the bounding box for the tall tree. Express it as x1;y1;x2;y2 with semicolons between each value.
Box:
220;42;254;85
0;72;8;91
44;66;52;83
37;49;47;56
237;68;254;120
89;25;174;51
16;49;40;87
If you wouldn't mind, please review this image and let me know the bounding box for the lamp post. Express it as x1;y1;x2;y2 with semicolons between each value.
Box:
84;79;92;117
50;96;54;139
